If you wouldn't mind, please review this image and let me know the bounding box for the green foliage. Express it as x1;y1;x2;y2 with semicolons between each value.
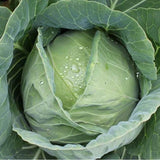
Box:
0;0;160;159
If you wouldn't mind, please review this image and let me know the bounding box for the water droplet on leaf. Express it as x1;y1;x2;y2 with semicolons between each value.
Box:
76;58;79;61
136;72;139;78
79;46;83;50
40;81;44;85
66;79;73;87
71;64;79;73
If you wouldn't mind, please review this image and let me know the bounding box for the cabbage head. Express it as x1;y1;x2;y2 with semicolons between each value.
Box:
22;30;139;144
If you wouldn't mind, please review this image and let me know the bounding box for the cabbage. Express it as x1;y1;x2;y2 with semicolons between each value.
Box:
22;30;139;144
1;0;160;159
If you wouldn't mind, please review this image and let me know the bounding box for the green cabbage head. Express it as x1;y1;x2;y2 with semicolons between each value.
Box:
21;30;139;144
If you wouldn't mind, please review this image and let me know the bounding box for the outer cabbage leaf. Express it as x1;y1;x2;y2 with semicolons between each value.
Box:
0;132;25;159
0;131;54;159
0;7;11;37
0;6;12;146
0;0;48;76
128;8;160;45
36;0;156;80
126;108;160;159
0;75;11;146
127;8;160;72
107;0;160;12
126;74;160;159
0;0;48;149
